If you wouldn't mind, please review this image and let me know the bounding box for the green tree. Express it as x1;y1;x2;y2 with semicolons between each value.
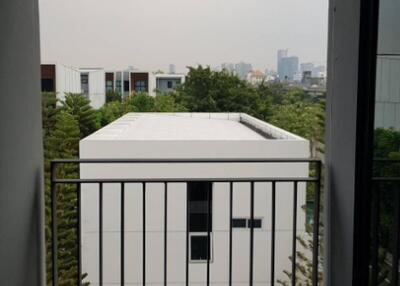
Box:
268;102;325;142
42;92;59;138
123;92;156;112
106;90;122;103
45;111;85;286
176;65;266;117
62;93;99;138
98;101;124;126
154;93;187;112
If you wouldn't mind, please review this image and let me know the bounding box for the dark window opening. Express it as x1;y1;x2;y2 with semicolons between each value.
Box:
135;80;148;92
188;182;212;232
41;79;54;92
232;218;262;228
190;235;210;261
106;80;114;92
248;218;262;228
188;182;213;262
167;81;173;88
232;218;247;228
116;80;121;89
81;74;89;95
124;80;129;92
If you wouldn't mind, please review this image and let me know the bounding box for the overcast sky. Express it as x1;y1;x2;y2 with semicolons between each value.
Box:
39;0;329;73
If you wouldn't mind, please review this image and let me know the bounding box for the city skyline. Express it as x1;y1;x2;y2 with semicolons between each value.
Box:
39;0;328;73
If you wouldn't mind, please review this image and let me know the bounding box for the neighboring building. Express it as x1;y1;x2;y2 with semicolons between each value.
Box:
300;62;315;74
116;70;131;97
103;70;185;97
169;64;176;74
79;68;106;109
105;72;115;93
301;71;313;85
235;62;253;79
375;56;400;130
277;49;288;71
277;49;288;80
300;63;326;78
278;56;299;82
80;112;310;286
221;63;235;73
41;63;81;102
41;63;106;109
246;69;265;85
130;71;150;94
155;73;185;93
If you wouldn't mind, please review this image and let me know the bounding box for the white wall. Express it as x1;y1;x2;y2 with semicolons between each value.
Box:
375;56;400;130
55;63;81;102
88;70;106;109
80;138;310;286
375;0;400;131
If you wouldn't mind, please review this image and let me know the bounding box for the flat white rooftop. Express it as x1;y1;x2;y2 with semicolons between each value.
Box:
83;113;305;141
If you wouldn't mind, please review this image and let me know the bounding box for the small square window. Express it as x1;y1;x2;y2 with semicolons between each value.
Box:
190;235;211;261
247;219;262;228
232;218;247;228
167;81;173;88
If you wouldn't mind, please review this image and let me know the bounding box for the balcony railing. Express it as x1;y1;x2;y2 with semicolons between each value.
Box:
50;158;322;286
370;159;400;285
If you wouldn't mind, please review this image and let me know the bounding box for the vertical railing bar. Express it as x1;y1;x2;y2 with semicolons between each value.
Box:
370;182;379;286
249;182;255;286
391;185;400;286
312;161;321;286
164;182;168;286
186;185;190;286
99;182;103;286
229;182;233;286
51;162;58;286
121;183;125;286
142;182;146;286
291;182;298;286
271;181;276;286
77;183;82;286
206;182;212;286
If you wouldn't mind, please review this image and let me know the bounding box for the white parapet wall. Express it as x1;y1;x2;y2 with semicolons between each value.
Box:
80;113;310;286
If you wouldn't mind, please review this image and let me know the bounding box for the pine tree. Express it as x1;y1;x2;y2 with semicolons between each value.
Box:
62;93;99;138
45;111;82;286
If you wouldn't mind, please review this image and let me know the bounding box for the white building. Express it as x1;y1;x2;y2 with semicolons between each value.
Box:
79;113;310;286
247;70;266;85
41;63;81;103
375;56;400;130
155;73;185;94
79;68;106;109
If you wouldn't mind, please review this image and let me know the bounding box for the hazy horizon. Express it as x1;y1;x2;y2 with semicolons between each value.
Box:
39;0;329;73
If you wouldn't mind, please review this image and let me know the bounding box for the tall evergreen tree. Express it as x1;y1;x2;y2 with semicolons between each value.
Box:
46;111;82;286
62;93;99;138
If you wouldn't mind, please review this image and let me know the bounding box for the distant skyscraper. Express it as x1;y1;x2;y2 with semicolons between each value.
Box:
277;49;288;78
300;62;315;73
221;63;235;73
277;49;299;81
235;62;252;79
279;56;299;81
169;64;176;74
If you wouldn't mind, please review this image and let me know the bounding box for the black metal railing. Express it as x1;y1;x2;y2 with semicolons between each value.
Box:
50;158;322;286
370;159;400;286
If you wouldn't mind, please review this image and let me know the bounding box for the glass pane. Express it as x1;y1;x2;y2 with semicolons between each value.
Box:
371;0;400;283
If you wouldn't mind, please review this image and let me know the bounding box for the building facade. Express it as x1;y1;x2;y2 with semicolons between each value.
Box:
41;63;81;102
79;113;310;286
79;68;106;109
